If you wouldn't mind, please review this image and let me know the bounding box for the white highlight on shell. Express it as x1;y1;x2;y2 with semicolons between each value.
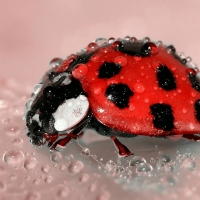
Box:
53;95;89;132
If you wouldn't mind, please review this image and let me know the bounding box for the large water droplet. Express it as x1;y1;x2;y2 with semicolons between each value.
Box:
104;160;117;173
95;38;107;46
4;122;20;136
24;158;38;170
86;42;98;52
50;152;62;163
68;160;84;174
49;58;63;69
129;156;146;166
136;162;153;173
3;150;24;164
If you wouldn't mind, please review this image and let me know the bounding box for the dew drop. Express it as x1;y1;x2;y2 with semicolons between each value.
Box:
108;37;115;44
33;84;42;95
65;154;73;161
24;158;38;170
0;181;7;192
41;165;50;173
33;178;40;185
25;192;40;200
3;150;24;164
104;160;117;173
12;138;23;146
143;37;150;43
91;54;100;62
129;156;146;167
124;36;131;40
182;158;196;171
57;187;69;197
50;152;62;163
60;165;66;171
150;158;155;163
114;56;127;66
4;122;20;136
68;160;84;174
45;176;53;184
130;37;137;42
89;183;96;192
159;155;171;163
49;58;63;69
95;38;107;46
9;173;17;180
93;86;102;95
168;135;183;141
81;148;90;156
72;64;88;79
86;42;98;52
79;173;89;182
136;162;153;173
133;55;142;61
100;47;110;54
133;83;145;94
167;45;176;54
182;108;187;114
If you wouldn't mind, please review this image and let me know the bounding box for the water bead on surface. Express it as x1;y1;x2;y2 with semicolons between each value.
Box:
49;58;63;69
114;56;127;67
86;42;99;52
136;162;153;173
24;158;38;170
41;165;50;173
50;152;62;163
45;176;53;184
4;122;20;136
72;64;88;79
57;187;69;197
129;156;146;167
3;150;24;164
79;173;90;182
133;83;145;94
81;148;90;156
95;38;108;46
12;138;23;146
68;160;84;174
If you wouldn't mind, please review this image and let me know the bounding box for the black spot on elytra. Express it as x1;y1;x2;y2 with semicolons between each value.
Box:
150;103;174;131
156;65;176;91
106;83;133;108
115;41;153;57
194;99;200;122
98;62;121;79
188;74;200;92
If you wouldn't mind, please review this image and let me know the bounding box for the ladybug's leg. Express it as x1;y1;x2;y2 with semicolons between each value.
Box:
50;113;92;150
182;134;200;142
111;136;133;157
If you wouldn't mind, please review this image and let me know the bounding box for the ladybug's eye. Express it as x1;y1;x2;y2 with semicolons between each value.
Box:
43;86;56;100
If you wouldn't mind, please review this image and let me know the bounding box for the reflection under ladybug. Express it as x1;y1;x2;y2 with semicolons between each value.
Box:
25;37;200;157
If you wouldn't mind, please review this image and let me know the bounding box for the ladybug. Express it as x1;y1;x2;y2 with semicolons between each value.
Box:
25;37;200;157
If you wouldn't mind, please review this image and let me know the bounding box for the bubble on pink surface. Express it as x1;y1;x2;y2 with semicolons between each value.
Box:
68;160;84;174
136;162;153;173
41;165;50;173
24;158;38;170
50;152;62;163
129;156;146;167
60;165;66;171
9;173;17;180
96;190;110;200
25;192;40;200
95;38;107;46
33;178;40;185
4;122;20;136
3;150;24;164
57;187;69;197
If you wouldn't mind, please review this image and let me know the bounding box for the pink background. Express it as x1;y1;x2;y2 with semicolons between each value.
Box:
1;1;200;200
1;0;200;84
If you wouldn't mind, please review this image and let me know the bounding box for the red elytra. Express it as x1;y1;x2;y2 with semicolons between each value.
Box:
66;42;200;136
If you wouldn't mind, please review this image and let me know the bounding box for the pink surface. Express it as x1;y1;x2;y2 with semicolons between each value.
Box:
1;1;200;200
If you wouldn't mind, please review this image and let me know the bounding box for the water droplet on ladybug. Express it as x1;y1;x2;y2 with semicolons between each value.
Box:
68;160;84;174
49;58;63;69
86;42;98;52
100;47;110;54
108;37;115;43
112;41;121;49
50;152;62;163
3;150;24;164
143;37;150;43
167;45;176;54
191;91;196;97
24;158;38;170
95;38;107;46
114;56;127;66
182;108;187;114
144;98;149;103
133;83;145;94
156;40;163;46
91;54;100;62
130;37;137;42
93;86;102;95
124;36;130;40
133;55;141;61
129;103;135;111
33;84;42;95
72;64;88;79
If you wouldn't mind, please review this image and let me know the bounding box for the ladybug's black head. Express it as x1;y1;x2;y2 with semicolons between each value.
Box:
25;69;88;147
